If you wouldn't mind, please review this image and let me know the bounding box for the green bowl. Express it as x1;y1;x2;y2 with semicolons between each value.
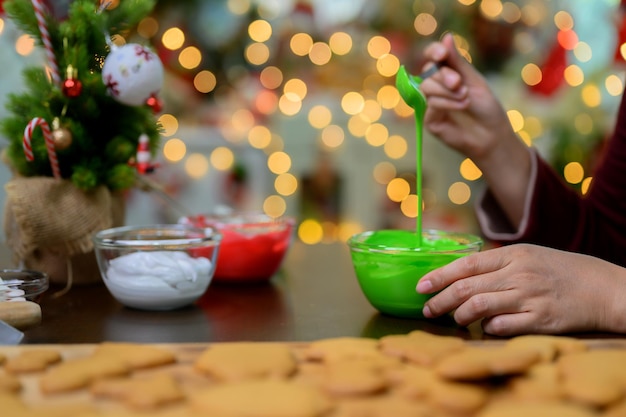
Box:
348;229;482;318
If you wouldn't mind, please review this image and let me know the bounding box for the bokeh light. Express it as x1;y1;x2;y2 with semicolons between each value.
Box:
290;33;313;56
210;147;235;171
15;34;35;56
162;27;185;50
179;46;202;69
460;158;482;181
563;161;584;184
387;178;410;202
194;70;217;93
163;138;186;162
308;105;332;129
158;114;179;137
185;153;210;179
320;125;345;149
414;13;437;36
248;19;272;42
245;42;270;66
329;32;352;55
298;219;323;245
267;151;291;174
260;66;283;89
448;182;471;205
263;195;287;218
309;42;332;65
274;173;298;196
373;162;397;185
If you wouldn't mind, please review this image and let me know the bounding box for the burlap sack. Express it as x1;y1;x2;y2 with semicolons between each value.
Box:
3;176;125;286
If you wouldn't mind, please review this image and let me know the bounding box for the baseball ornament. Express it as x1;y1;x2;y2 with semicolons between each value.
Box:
102;43;164;107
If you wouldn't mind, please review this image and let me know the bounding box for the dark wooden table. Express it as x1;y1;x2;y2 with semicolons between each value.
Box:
17;240;626;344
20;241;494;344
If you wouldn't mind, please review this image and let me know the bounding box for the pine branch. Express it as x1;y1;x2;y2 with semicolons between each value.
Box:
107;0;157;35
3;0;42;41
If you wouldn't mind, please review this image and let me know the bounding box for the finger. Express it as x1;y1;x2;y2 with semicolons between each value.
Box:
424;96;470;112
426;66;466;92
452;288;522;326
417;250;508;294
421;267;511;320
422;37;448;64
481;312;539;337
438;33;485;88
421;76;468;101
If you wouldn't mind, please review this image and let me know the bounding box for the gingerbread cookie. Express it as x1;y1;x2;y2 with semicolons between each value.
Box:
39;355;130;394
333;395;434;417
434;346;541;381
391;364;487;414
90;373;185;409
508;362;562;401
190;379;332;417
0;371;21;393
558;349;626;407
194;342;297;381
477;400;598;417
379;330;467;366
506;335;587;362
318;359;389;397
5;349;62;373
0;392;97;417
303;337;380;363
93;342;176;370
605;398;626;417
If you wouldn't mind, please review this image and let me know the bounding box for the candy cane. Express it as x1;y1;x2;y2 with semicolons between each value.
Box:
23;117;61;179
31;0;60;86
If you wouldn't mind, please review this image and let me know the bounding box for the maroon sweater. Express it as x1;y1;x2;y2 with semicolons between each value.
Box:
476;92;626;267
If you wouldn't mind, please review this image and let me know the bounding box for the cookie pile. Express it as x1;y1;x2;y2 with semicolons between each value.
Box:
1;331;625;416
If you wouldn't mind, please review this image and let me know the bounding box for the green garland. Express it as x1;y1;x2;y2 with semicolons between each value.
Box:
1;0;161;191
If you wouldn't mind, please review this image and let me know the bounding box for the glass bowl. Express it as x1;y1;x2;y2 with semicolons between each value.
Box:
348;229;482;318
93;224;222;310
0;269;49;302
180;213;295;283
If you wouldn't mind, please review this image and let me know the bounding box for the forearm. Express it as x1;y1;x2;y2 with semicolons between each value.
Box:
472;134;532;230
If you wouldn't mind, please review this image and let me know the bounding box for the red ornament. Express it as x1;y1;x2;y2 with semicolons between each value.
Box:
614;2;626;64
62;77;83;98
62;65;82;98
528;37;567;97
146;94;163;113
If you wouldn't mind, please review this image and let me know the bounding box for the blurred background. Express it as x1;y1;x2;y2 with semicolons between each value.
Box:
0;0;624;246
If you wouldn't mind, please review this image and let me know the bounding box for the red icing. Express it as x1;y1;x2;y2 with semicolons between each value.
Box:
187;215;293;283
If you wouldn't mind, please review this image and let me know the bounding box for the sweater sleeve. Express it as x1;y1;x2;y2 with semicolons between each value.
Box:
475;146;538;241
475;91;626;267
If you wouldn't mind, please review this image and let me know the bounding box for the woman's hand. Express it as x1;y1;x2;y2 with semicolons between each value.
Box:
417;244;626;336
420;33;515;162
420;33;533;228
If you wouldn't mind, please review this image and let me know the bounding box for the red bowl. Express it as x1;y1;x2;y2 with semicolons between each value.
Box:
180;213;295;283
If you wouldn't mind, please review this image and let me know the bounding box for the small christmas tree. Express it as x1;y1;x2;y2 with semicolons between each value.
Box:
0;0;165;286
1;0;162;191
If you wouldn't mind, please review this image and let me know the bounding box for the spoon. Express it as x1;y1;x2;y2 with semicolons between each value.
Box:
396;63;439;246
396;64;437;118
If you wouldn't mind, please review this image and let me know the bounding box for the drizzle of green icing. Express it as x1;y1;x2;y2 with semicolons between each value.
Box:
395;65;428;246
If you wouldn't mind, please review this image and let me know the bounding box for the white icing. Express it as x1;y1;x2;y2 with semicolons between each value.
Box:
0;283;26;302
104;251;213;310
